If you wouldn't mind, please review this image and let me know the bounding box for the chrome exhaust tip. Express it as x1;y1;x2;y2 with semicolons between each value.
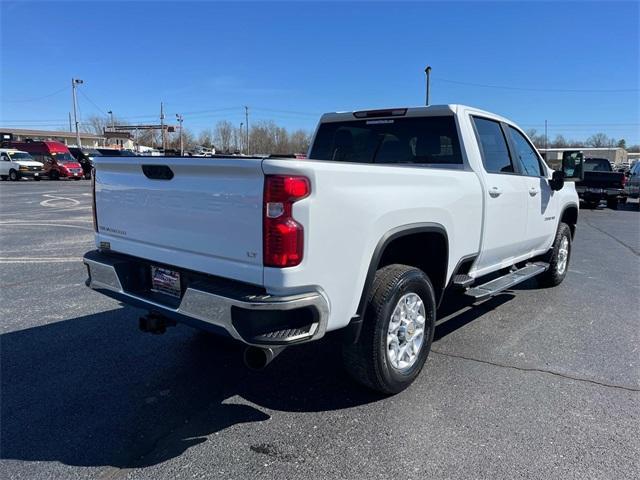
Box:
243;346;286;370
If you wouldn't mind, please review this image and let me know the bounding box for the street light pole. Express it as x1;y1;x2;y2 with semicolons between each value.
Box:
160;102;166;151
425;66;432;106
176;113;184;155
71;78;83;147
245;106;249;155
239;122;244;154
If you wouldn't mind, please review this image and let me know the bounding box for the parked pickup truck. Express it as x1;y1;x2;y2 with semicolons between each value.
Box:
575;156;626;209
84;105;581;394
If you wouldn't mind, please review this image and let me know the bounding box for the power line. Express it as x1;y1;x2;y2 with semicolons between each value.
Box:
1;86;68;103
434;77;639;93
78;89;108;116
520;122;640;127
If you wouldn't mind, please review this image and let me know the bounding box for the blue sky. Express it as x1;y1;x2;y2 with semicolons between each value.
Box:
1;1;639;143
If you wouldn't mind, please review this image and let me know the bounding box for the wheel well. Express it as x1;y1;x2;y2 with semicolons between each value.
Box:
561;205;578;238
377;231;448;302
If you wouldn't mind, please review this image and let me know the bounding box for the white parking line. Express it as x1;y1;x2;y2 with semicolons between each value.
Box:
40;194;81;207
0;222;93;231
0;257;83;264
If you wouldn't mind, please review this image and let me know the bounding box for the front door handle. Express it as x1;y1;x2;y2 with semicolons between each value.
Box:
529;187;539;196
488;186;502;198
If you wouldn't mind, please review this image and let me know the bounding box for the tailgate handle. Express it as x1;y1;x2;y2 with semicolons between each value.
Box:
142;165;174;180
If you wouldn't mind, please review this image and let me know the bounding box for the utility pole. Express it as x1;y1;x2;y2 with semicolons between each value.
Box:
239;122;244;154
425;66;432;106
244;106;249;155
68;112;72;132
160;102;166;151
544;119;548;151
176;113;184;155
71;78;83;147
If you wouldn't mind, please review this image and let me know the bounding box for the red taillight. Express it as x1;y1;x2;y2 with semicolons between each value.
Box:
263;175;310;267
621;174;627;187
91;168;98;232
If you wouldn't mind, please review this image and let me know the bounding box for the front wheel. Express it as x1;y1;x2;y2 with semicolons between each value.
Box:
606;197;618;210
9;169;19;181
538;223;572;287
342;264;436;394
49;170;60;181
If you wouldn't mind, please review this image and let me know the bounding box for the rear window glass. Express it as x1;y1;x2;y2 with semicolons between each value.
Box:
472;117;514;174
583;158;611;172
309;116;462;165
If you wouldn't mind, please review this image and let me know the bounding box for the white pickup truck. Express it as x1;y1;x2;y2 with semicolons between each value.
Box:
84;105;581;394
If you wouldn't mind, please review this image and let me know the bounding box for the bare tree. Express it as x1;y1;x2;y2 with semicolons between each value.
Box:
525;128;548;148
81;115;110;135
627;144;640;153
289;129;311;153
550;134;568;148
586;132;610;148
198;129;214;148
214;121;234;153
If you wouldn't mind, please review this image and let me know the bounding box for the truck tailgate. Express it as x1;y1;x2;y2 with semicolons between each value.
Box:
94;156;265;285
579;171;624;189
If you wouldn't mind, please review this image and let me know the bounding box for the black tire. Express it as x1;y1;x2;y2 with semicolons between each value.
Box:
583;200;598;209
9;169;19;181
49;170;60;181
606;198;618;210
538;223;572;287
342;264;436;394
34;176;41;181
619;196;627;204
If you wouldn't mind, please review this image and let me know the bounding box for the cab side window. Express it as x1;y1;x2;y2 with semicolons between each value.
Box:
472;117;514;174
1;153;10;162
508;126;544;177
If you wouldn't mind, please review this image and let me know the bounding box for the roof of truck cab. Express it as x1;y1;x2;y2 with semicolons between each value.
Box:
319;104;515;125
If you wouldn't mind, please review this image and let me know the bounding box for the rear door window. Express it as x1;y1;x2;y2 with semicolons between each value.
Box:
309;116;462;165
472;117;514;174
508;126;544;176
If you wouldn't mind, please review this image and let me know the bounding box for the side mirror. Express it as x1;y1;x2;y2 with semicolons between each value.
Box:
561;151;584;181
549;170;565;191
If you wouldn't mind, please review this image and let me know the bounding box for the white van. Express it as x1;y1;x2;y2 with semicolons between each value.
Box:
0;148;45;181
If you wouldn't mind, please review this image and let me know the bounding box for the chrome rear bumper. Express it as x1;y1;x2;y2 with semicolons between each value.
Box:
84;250;329;346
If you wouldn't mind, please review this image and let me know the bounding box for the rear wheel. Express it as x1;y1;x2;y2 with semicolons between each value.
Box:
9;169;19;181
606;197;618;209
49;170;60;181
583;200;598;209
538;223;572;287
342;264;436;394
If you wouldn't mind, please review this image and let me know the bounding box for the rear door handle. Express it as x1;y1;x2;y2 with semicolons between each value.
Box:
529;187;539;196
488;186;502;198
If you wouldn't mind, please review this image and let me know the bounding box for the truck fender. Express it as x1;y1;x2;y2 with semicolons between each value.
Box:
344;223;448;344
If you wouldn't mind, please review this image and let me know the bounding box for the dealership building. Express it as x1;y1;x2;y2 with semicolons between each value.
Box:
0;128;134;149
538;147;629;168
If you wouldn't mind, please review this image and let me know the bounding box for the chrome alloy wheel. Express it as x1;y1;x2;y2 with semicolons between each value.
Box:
557;236;570;275
387;293;426;371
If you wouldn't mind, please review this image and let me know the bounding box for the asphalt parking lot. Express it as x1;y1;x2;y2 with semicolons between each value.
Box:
1;180;638;480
